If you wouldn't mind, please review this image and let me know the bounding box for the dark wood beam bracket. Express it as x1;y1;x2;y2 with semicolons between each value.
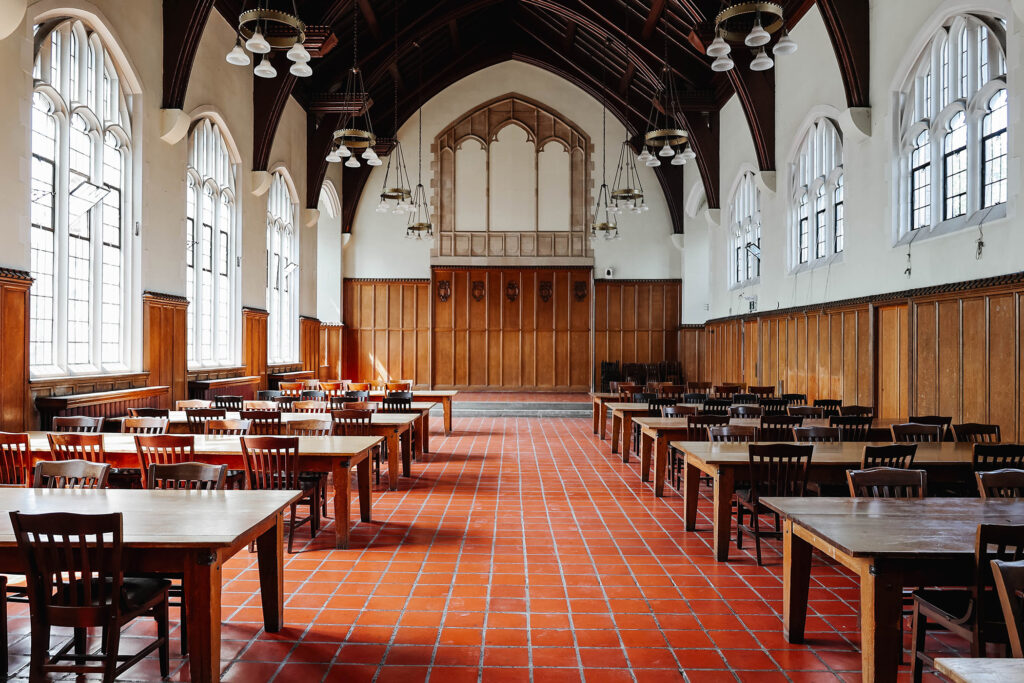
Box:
162;0;214;110
817;0;870;108
725;50;775;171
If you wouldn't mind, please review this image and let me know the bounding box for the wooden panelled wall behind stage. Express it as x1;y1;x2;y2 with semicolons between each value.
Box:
594;280;681;380
342;280;431;386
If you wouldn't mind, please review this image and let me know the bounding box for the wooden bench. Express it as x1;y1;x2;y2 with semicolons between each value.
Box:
35;386;170;430
267;370;315;389
188;376;261;401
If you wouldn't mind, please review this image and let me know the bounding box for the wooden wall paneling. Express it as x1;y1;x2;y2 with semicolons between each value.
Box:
142;292;188;408
342;279;431;386
913;301;937;416
856;308;872;405
242;308;269;391
320;323;343;380
936;299;961;421
743;319;758;385
299;316;320;374
876;303;909;421
678;326;705;383
988;293;1016;435
569;274;590;388
432;272;453;387
593;279;679;383
0;270;32;430
961;297;988;423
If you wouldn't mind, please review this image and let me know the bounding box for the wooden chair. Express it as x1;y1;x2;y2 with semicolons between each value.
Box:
10;511;170;681
662;405;696;418
976;469;1024;499
278;381;305;396
274;395;300;411
657;384;686;399
347;382;371;392
256;390;282;401
292;400;329;413
911;524;1024;681
759;415;803;441
616;384;643;402
133;435;194;489
212;395;244;411
32;460;110;488
701;398;732;416
689;415;729;431
782;393;807;405
184;408;226;434
128;408;169;418
730;405;763;418
300;390;327;401
839;405;874;417
343;401;377;411
991;558;1024;657
862;444;917;469
759;398;790;416
382;392;413;413
240;410;283;435
242;400;279;411
686;381;712;393
953;423;1001;443
830;415;873;441
0;432;31;487
204;419;251;436
344;390;370;401
972;444;1024;472
735;444;813;565
239;436;320;553
748;386;775;397
892;423;944;443
385;380;412;394
121;417;168;435
47;433;104;463
847;467;927;499
319;381;344;399
712;384;742;398
682;392;708;404
708;425;758;443
52;416;104;433
731;393;759;405
146;463;227;491
332;409;381;483
175;399;211;410
288;419;333;436
793;426;839;443
302;380;321;390
788;406;825;419
813;399;842;417
909;415;953;432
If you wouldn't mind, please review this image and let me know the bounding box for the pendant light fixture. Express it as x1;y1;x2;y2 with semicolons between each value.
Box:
640;50;688;171
592;39;618;241
407;45;432;239
331;10;376;168
377;16;413;215
227;1;312;78
611;141;646;214
708;1;796;72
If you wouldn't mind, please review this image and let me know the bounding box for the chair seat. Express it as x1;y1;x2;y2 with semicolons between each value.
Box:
913;589;1005;634
55;577;170;611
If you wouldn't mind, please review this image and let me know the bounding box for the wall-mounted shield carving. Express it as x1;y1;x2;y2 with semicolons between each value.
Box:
506;281;519;303
471;280;485;302
539;280;553;303
437;280;451;303
573;281;587;302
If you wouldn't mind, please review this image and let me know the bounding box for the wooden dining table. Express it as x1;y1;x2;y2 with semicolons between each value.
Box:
935;657;1024;683
762;497;1024;683
590;392;618;439
25;432;381;549
672;441;976;562
366;390;458;434
0;488;300;683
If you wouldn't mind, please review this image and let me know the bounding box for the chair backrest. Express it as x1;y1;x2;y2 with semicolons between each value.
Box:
239;410;283;435
782;393;807;405
689;415;729;431
287;419;333;436
292;400;329;413
708;425;758;443
184;408;226;434
701;398;732;416
133;434;195;488
891;422;943;443
331;409;373;436
344;390;370;400
839;405;874;417
732;393;758;405
973;524;1024;636
256;390;282;401
302;379;321;390
47;433;104;463
686;381;712;392
382;394;413;413
646;397;675;415
212;395;244;410
908;415;952;440
632;392;657;404
991;558;1024;657
273;395;300;412
682;392;708;404
746;444;814;501
243;400;279;411
759;415;803;441
953;423;1001;443
748;385;775;397
812;399;841;417
616;384;643;401
319;381;344;397
862;444;917;469
32;459;110;488
300;390;327;401
972;444;1024;472
204;419;252;436
10;511;124;619
146;462;227;490
347;382;371;392
847;467;927;499
121;417;168;435
657;384;686;399
759;398;790;416
662;405;696;418
976;469;1024;499
788;406;825;418
792;426;840;443
830;415;873;441
343;401;377;411
729;405;763;418
128;408;170;418
0;432;31;486
278;381;305;396
52;416;104;433
386;381;413;393
239;436;304;490
176;399;212;410
712;384;742;398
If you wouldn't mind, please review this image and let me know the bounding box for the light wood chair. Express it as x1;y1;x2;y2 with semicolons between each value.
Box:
46;433;104;463
278;382;305;396
133;435;195;489
146;463;227;491
52;416;104;433
175;399;211;410
204;419;251;436
287;419;332;436
128;408;170;418
240;436;320;552
292;400;329;413
0;432;31;487
243;400;279;411
121;417;168;435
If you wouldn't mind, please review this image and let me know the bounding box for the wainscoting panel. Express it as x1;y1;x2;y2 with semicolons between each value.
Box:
342;280;430;386
142;292;188;407
594;279;681;381
0;270;33;430
242;308;269;391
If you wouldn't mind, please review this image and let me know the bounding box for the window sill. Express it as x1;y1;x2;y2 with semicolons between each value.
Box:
729;277;760;292
790;251;845;275
30;370;148;388
896;203;1006;246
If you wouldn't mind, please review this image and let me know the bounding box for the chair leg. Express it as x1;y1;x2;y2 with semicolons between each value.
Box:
752;510;763;566
287;502;296;554
73;627;88;664
156;597;170;678
28;618;48;683
0;578;7;680
179;593;188;655
101;620;120;683
910;602;927;683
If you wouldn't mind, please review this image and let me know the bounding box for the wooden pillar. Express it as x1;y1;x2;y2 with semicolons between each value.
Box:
242;307;269;390
142;292;189;408
320;322;343;380
0;269;32;431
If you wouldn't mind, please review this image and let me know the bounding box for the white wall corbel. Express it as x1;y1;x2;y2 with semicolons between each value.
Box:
341;233;352;249
839;107;872;140
159;108;190;144
755;171;777;194
702;207;721;227
250;170;273;196
302;208;320;228
670;234;685;251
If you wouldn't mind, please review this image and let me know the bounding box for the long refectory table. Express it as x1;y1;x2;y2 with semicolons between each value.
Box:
0;488;299;683
763;497;1024;683
590;392;618;438
25;432;381;549
366;390;458;435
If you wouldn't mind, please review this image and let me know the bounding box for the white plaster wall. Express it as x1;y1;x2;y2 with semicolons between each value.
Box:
344;60;682;281
317;182;342;324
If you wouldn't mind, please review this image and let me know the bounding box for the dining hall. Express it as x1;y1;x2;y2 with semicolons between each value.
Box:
0;0;1022;681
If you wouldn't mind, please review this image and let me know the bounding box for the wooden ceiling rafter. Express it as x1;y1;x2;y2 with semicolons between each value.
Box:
162;0;215;110
817;0;870;108
724;48;776;172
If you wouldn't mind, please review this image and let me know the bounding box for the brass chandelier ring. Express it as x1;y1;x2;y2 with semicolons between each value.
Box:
239;9;306;49
714;2;784;43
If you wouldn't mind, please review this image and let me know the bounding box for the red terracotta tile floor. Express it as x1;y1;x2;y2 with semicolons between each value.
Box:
5;416;962;681
453;392;590;402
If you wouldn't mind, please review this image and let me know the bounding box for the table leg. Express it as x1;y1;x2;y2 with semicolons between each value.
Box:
592;399;600;434
401;430;412;477
387;432;400;491
640;432;653;482
782;520;811;643
183;551;223;683
256;514;284;631
859;561;904;683
611;413;621;455
333;460;351;549
622;416;633;463
653;438;668;497
712;467;734;562
599;402;609;440
442;397;452;434
356;455;372;522
683;459;700;532
420;413;431;453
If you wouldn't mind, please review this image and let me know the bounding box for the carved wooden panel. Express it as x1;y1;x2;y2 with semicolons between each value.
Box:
0;270;33;430
593;280;681;381
342;280;430;386
242;308;269;391
300;316;320;374
142;292;188;408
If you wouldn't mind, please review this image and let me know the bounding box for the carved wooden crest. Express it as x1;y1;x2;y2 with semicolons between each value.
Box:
573;281;588;302
471;280;485;302
539;281;553;303
506;281;519;303
437;280;451;303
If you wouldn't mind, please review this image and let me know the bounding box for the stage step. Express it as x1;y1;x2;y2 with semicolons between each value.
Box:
436;401;591;418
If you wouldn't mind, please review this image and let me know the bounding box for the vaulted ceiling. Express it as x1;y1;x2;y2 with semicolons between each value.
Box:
163;0;869;232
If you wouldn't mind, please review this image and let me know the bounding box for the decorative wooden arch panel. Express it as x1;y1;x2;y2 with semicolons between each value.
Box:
431;93;593;263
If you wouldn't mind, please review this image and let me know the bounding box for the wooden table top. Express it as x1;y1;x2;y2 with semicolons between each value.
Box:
761;497;1024;558
590;393;618;399
672;441;974;466
935;657;1024;682
366;390;458;397
0;488;300;547
606;402;680;411
26;432;382;459
159;410;424;426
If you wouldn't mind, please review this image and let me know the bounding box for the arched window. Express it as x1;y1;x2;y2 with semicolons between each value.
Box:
730;171;760;286
267;172;298;364
790;118;843;267
30;19;133;375
896;13;1006;237
186;119;238;367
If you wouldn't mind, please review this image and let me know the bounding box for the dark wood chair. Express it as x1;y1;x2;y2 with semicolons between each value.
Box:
813;399;842;417
344;390;370;401
759;415;803;441
381;392;413;413
616;384;643;403
52;416;104;433
911;524;1024;681
793;426;839;443
734;444;813;565
862;444;917;469
333;409;381;483
976;469;1024;499
847;467;927;499
830;415;873;441
788;405;824;419
953;423;1001;443
713;384;743;398
10;511;170;681
146;463;226;491
121;417;168;435
47;432;104;463
682;392;708;404
184;408;226;434
128;408;170;418
662;405;696;418
32;460;110;488
657;384;686;399
689;415;729;431
731;393;758;405
839;405;874;417
708;425;758;443
240;409;283;435
300;390;328;401
212;395;244;410
729;405;763;418
748;386;775;397
782;393;807;405
759;398;790;416
686;381;712;393
288;419;333;436
991;558;1024;657
134;435;195;489
204;419;252;436
700;398;732;416
892;423;944;443
909;415;953;435
256;390;282;401
0;432;31;486
973;444;1024;472
240;436;319;553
